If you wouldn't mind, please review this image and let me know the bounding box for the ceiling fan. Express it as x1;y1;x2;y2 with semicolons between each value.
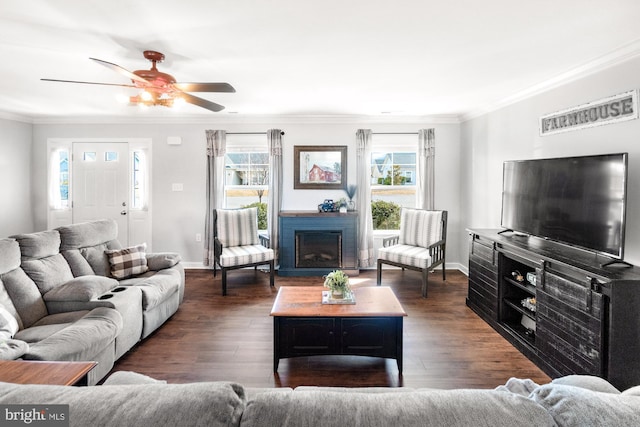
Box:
41;50;235;112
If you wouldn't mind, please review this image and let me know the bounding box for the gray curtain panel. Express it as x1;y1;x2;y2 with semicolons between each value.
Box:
204;130;226;267
356;129;375;267
417;128;435;210
267;129;283;264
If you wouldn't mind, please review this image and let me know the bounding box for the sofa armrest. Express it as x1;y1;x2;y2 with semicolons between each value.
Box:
43;276;119;303
146;253;182;271
0;339;29;360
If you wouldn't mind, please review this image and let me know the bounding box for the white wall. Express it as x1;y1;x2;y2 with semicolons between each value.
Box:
460;55;640;268
0;117;33;236
30;119;462;267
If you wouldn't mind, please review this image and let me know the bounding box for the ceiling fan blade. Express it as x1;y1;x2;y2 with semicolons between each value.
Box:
90;57;149;84
181;93;225;112
173;82;236;93
41;78;137;88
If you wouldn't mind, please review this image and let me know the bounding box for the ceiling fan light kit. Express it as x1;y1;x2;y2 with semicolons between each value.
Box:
42;50;234;113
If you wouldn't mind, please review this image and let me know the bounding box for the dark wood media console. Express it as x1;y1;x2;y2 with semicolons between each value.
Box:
466;229;640;390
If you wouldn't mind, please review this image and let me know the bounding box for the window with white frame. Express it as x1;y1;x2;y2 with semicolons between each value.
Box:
50;149;70;209
132;150;147;209
370;134;417;230
224;135;269;230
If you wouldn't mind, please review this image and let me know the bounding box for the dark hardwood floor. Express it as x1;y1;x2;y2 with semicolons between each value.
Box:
111;268;550;389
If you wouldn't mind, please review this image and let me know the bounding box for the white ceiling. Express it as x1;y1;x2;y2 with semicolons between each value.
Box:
2;0;640;121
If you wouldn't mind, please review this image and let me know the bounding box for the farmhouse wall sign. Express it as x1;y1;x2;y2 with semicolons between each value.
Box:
540;89;638;136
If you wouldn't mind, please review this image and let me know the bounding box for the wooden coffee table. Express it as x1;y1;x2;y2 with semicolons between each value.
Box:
270;286;407;373
0;360;97;386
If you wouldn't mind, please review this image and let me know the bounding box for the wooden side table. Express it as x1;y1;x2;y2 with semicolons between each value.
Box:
0;360;97;386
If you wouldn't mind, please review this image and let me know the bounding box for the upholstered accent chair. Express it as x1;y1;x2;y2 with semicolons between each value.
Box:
377;208;447;298
213;207;275;296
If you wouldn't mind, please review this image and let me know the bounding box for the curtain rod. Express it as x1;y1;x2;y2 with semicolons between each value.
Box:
226;131;285;135
372;132;419;135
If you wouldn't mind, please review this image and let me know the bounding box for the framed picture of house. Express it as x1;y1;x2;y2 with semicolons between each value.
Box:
294;145;347;190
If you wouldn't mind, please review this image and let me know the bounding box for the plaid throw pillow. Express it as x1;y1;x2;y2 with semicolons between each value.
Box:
105;243;149;279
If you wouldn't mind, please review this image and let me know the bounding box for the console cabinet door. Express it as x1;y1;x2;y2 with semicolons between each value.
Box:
340;318;398;358
537;270;604;376
468;234;499;319
279;318;336;357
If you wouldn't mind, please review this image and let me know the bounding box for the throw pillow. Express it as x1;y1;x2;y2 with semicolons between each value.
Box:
0;306;19;340
217;208;259;247
105;244;149;279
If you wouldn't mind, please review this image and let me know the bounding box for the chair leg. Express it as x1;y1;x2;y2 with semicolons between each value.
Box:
269;260;275;288
222;269;227;296
422;268;428;298
376;261;383;286
213;262;217;277
442;264;446;281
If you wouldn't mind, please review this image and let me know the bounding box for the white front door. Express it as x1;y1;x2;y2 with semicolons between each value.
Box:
72;142;129;245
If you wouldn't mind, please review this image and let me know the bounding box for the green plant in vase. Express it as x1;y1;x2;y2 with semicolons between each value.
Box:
323;270;351;299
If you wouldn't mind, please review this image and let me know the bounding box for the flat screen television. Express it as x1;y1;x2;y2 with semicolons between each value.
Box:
501;153;628;260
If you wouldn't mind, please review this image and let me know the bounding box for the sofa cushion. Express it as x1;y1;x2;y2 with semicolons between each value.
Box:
378;244;432;269
0;239;20;275
0;268;47;329
219;245;274;267
105;244;149;279
399;208;442;248
12;230;61;259
43;276;119;303
20;254;74;295
0;306;19;340
23;307;122;361
81;243;118;277
146;252;182;271
623;386;640;396
103;371;167;385
0;381;246;427
57;219;119;250
0;284;23;331
0;339;28;360
14;311;90;343
551;375;620;394
242;388;555;427
119;269;180;309
217;208;259;247
530;383;640;426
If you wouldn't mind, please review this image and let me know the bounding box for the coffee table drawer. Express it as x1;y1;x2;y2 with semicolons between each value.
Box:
279;318;337;357
341;317;399;358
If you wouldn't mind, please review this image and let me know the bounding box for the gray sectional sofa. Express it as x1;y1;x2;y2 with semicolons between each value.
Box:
0;372;638;426
0;220;184;385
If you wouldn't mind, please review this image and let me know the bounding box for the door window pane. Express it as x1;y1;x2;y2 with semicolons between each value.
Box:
105;151;118;162
83;152;96;162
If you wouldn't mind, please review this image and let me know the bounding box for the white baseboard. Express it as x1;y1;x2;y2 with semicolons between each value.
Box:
182;261;469;275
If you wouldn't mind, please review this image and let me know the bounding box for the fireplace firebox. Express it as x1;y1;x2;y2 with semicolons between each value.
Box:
295;231;342;268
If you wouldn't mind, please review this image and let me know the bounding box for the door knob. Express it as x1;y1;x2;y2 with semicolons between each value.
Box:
120;210;127;215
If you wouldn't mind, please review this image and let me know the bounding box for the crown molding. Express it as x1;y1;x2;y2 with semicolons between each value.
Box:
28;113;461;126
461;38;640;122
0;111;33;123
